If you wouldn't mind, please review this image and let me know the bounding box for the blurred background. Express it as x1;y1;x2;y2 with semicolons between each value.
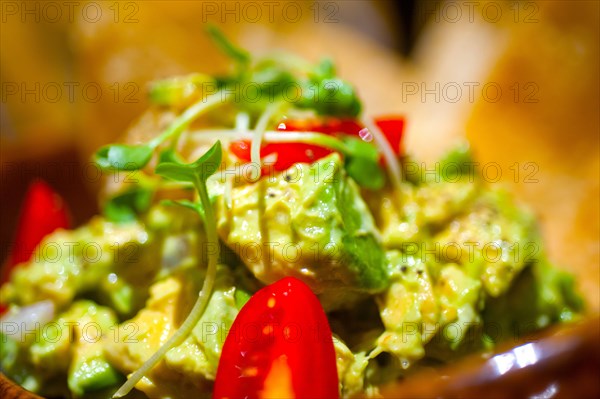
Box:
1;0;598;311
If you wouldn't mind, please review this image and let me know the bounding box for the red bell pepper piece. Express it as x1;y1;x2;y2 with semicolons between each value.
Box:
213;277;339;399
1;179;70;287
229;117;404;172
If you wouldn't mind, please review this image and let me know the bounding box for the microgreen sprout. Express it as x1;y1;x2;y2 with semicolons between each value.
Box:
95;91;224;171
112;141;223;398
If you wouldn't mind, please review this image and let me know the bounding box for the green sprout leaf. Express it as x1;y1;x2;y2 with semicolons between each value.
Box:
96;87;225;173
298;77;362;117
190;140;223;180
113;141;223;398
309;57;336;81
161;195;218;222
156;141;222;184
161;199;202;214
158;148;184;164
154;162;197;183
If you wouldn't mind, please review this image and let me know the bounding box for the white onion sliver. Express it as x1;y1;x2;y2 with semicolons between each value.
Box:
0;300;55;335
360;117;402;189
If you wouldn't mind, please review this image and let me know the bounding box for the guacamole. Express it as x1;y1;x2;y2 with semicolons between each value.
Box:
0;36;583;398
0;146;582;398
217;153;388;306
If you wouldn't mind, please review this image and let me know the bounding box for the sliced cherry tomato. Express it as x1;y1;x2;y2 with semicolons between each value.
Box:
229;139;325;173
229;139;252;163
1;180;70;295
228;118;361;172
374;116;405;155
214;277;339;399
229;116;404;172
283;118;363;136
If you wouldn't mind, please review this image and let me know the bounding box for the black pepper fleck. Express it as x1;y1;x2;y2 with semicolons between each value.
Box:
400;266;408;273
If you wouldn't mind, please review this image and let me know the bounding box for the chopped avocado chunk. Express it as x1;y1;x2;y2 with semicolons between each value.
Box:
0;205;207;318
1;332;46;394
365;146;583;373
63;302;124;397
0;218;156;316
374;251;482;367
217;153;388;297
333;337;370;398
433;189;537;297
69;348;123;396
483;254;583;339
434;264;482;348
375;251;438;365
103;265;240;398
374;178;479;247
0;139;585;399
1;300;122;397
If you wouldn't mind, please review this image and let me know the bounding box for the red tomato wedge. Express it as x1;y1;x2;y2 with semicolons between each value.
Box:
1;180;70;284
229;117;404;172
374;116;405;155
213;277;339;399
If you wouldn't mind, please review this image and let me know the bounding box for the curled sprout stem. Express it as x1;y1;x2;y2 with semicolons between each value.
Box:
149;90;225;150
112;177;220;398
360;116;402;189
191;130;349;154
250;103;283;180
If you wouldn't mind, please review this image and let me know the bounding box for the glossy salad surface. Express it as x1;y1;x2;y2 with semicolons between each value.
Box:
0;30;583;399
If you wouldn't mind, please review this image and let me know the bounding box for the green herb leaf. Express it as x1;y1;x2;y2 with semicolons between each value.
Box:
161;194;218;220
298;78;362;117
250;64;295;88
346;157;385;190
191;140;223;181
161;199;202;214
155;141;222;184
206;25;250;66
342;136;379;161
309;57;336;81
114;142;223;398
95;144;153;171
158;148;184;164
155;162;197;183
342;136;385;190
103;187;153;223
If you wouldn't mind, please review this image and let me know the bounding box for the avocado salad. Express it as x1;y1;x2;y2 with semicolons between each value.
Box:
0;29;583;399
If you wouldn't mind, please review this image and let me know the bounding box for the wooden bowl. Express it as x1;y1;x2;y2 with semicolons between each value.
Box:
2;315;598;398
0;375;43;399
